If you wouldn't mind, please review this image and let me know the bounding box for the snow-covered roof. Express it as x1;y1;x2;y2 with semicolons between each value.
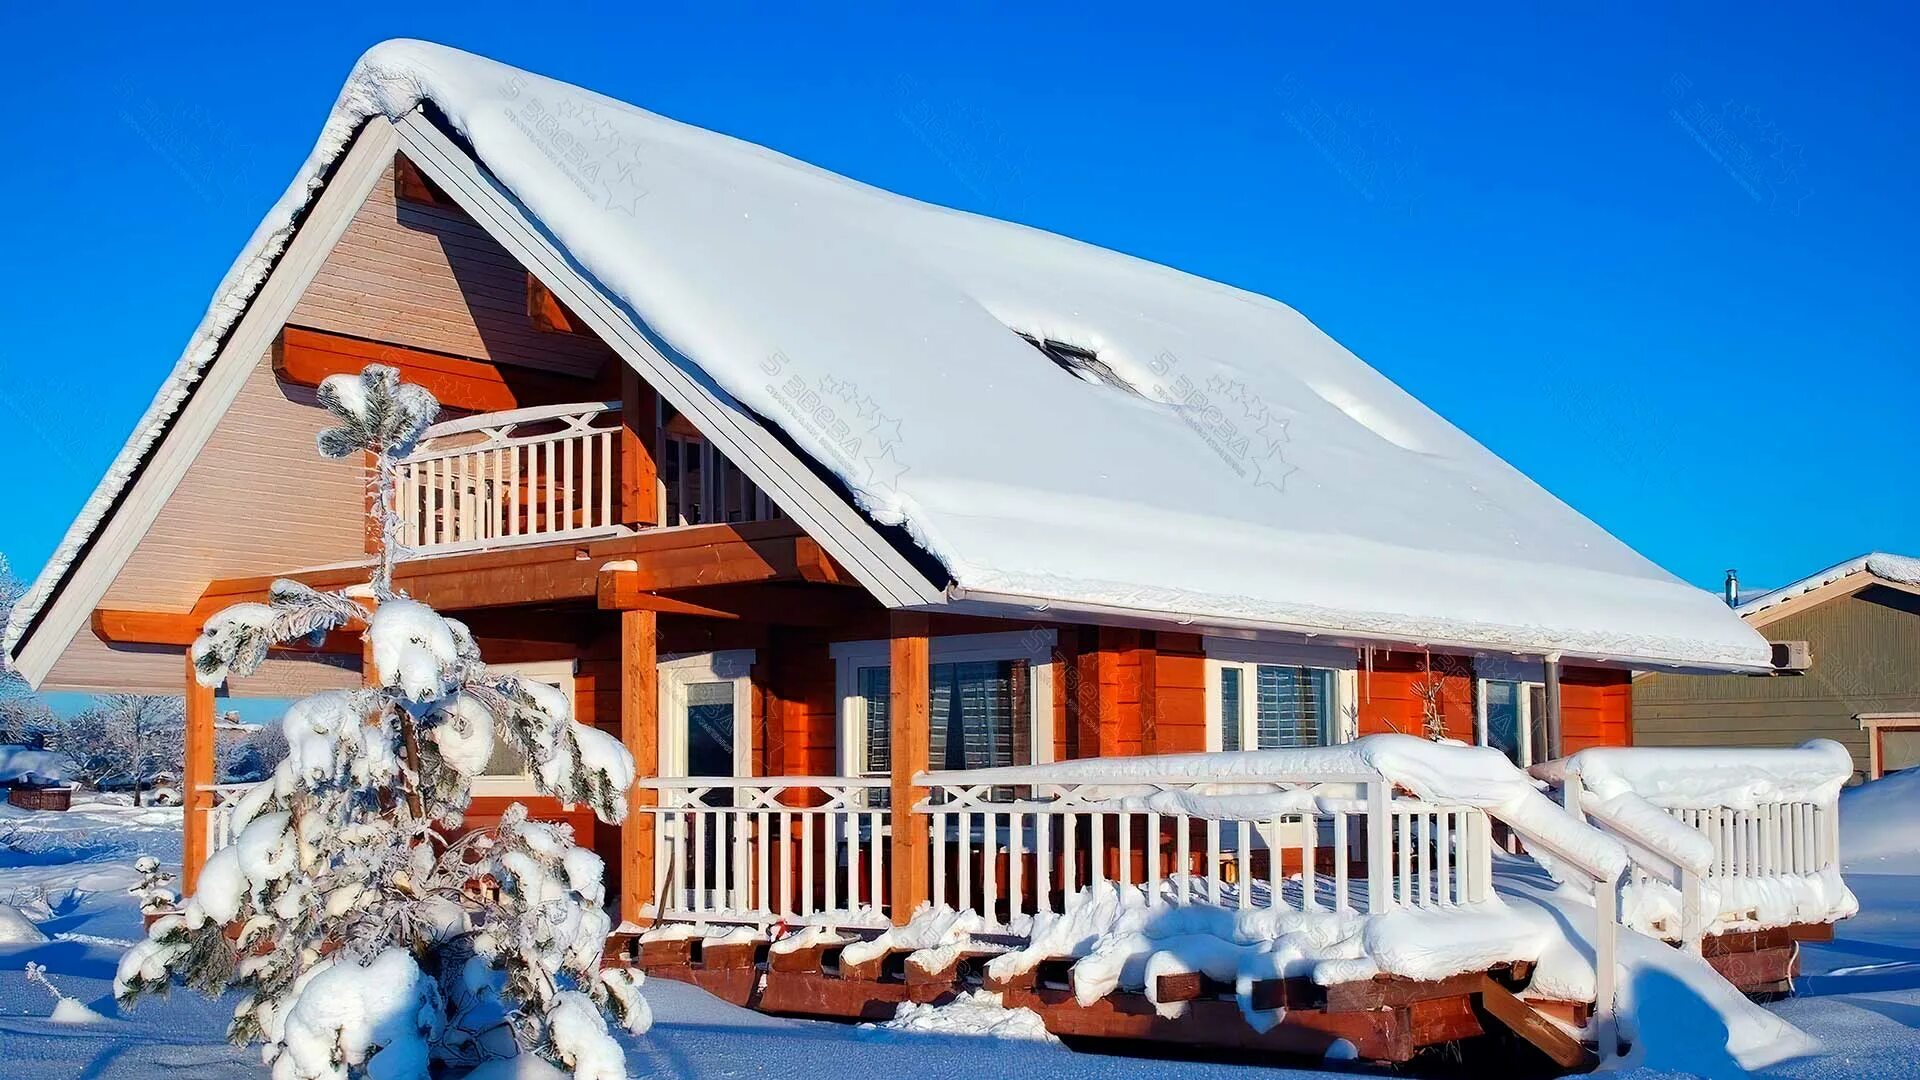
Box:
7;40;1772;673
1733;552;1920;620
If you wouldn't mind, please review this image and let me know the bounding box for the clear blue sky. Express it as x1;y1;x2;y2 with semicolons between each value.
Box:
0;2;1913;602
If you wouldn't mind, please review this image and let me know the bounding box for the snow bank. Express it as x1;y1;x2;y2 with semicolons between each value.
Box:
1840;766;1920;872
865;990;1058;1044
274;949;441;1080
7;38;1771;674
1543;740;1854;810
0;903;51;944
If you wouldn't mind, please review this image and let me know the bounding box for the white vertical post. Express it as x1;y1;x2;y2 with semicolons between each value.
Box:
1367;780;1392;914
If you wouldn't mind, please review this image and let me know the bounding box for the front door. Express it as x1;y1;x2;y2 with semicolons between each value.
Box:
658;651;754;912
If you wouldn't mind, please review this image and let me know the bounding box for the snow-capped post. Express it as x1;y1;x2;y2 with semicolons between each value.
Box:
113;364;648;1080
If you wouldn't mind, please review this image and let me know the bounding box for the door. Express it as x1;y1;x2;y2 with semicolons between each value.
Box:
658;651;755;912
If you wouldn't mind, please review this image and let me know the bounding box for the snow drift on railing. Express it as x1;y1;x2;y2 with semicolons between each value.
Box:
921;734;1631;884
1534;739;1853;810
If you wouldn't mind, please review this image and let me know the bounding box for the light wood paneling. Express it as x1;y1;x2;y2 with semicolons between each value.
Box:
288;160;615;376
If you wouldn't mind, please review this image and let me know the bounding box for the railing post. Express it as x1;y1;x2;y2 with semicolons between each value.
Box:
1679;866;1704;954
1366;779;1392;913
181;651;216;894
1594;869;1622;1060
889;612;931;925
1562;769;1586;824
621;609;659;926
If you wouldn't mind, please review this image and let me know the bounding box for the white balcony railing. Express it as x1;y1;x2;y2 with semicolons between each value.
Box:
397;401;625;557
634;777;892;928
394;403;783;558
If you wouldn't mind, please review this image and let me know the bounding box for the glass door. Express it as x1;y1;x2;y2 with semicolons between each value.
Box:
659;651;754;912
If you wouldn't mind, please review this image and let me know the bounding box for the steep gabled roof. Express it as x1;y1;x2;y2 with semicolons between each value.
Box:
8;40;1772;676
1735;552;1920;625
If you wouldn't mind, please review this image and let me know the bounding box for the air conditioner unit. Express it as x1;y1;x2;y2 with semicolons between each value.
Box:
1770;640;1812;674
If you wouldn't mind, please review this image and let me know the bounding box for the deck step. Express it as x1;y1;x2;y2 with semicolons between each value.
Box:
1477;976;1597;1072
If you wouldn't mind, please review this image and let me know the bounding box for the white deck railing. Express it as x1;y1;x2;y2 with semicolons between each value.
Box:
1536;742;1849;941
201;782;263;853
913;768;1495;924
634;777;891;928
398;401;625;557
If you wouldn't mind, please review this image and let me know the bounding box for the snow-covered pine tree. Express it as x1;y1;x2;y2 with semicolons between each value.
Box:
113;365;647;1080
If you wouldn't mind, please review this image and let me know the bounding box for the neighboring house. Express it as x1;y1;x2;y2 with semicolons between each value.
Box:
1636;553;1920;781
4;41;1788;1063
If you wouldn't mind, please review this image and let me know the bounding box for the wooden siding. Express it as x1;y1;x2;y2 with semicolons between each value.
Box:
1636;584;1920;777
43;352;370;696
287;159;616;377
1355;650;1476;741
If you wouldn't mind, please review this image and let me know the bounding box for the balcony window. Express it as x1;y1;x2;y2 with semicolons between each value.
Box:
1206;640;1357;751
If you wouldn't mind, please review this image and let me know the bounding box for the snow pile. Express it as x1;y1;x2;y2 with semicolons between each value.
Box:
0;744;70;784
274;949;442;1080
865;990;1058;1044
1840;766;1920;872
7;38;1772;674
0;903;51;944
841;905;1001;973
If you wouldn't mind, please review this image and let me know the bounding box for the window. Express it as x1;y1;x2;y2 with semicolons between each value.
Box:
1205;640;1356;751
471;660;577;795
1477;675;1548;767
834;632;1056;784
1015;333;1142;396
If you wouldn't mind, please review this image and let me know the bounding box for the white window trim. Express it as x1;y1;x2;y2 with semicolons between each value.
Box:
470;659;578;797
1475;676;1545;767
1202;638;1359;752
658;650;757;778
831;630;1057;777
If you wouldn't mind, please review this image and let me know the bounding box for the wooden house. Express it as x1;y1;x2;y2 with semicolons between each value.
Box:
1636;554;1920;780
7;41;1820;1068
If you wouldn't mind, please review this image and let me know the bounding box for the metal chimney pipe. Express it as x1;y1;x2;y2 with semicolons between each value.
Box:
1725;568;1739;607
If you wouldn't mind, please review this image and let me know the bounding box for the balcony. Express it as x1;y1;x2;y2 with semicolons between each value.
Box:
395;401;780;558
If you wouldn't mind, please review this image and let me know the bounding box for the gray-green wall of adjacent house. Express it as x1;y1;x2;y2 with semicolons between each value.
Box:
1634;584;1920;781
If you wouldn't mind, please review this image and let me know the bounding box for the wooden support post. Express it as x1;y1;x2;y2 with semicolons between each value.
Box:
1542;654;1563;761
620;369;660;527
181;652;216;895
889;611;931;925
621;610;660;927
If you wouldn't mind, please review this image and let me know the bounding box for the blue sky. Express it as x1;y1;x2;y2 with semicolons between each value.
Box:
0;2;1913;615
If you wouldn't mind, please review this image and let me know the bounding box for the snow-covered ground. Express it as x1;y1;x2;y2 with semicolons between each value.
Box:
2;783;1918;1079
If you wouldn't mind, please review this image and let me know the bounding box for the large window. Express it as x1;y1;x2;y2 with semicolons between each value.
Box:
1206;641;1355;751
471;660;577;795
834;632;1055;780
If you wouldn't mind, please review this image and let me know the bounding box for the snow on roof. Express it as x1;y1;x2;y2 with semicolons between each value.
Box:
7;40;1772;672
1733;552;1920;619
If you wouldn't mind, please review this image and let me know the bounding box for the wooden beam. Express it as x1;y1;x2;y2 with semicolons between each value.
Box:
620;610;660;926
1477;976;1596;1072
596;574;742;619
273;325;589;415
195;520;808;614
181;653;215;895
620;369;659;526
92;609;361;654
889;611;931;925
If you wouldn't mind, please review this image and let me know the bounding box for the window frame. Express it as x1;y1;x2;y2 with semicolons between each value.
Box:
469;659;578;797
831;630;1056;778
658;650;757;779
1474;660;1547;767
1203;638;1358;752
